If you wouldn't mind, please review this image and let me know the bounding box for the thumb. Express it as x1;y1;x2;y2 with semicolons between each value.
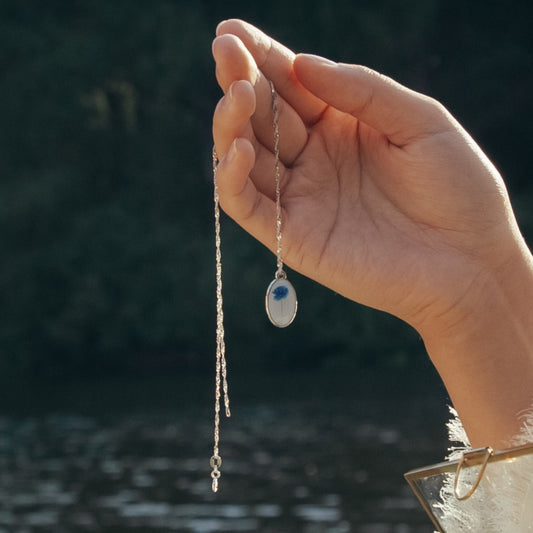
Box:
293;53;448;146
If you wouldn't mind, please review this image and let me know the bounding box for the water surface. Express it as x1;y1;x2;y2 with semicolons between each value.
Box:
0;370;449;532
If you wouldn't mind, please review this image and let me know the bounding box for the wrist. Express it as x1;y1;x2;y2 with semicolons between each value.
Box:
416;240;533;447
418;241;533;352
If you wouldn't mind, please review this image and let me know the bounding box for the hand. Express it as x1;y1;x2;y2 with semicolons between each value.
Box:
212;20;533;447
212;20;522;332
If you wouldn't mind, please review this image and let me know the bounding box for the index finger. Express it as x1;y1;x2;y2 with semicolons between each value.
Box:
216;19;327;126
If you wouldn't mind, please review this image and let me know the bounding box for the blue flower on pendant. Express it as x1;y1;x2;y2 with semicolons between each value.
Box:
272;285;289;301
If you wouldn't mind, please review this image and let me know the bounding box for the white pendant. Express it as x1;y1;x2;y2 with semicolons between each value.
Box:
265;277;298;328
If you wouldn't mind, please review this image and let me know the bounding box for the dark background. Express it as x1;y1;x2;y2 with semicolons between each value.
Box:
1;0;532;386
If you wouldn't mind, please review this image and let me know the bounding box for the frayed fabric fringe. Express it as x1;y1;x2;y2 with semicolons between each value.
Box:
434;406;533;532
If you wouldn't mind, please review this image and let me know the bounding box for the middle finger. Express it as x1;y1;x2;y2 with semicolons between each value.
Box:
213;34;308;167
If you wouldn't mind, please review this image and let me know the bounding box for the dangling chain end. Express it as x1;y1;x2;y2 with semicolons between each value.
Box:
210;454;222;493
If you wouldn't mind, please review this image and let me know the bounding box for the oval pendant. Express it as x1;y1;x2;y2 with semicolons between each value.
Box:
265;277;298;328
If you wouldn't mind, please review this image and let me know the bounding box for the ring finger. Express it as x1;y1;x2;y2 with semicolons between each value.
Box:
213;79;289;200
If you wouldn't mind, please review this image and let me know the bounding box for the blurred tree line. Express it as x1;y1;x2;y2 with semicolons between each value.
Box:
0;0;531;381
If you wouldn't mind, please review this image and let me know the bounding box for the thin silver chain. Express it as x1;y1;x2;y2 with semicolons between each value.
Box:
211;147;231;493
210;81;282;491
270;81;286;280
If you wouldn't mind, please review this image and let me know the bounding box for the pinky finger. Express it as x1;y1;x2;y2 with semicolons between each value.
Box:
216;137;276;251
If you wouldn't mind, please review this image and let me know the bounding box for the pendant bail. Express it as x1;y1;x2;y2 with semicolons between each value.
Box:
275;268;287;280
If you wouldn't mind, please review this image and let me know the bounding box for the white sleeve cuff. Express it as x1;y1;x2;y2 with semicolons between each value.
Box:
434;405;533;531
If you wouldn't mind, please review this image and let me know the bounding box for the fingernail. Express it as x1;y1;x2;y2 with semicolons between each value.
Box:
298;53;337;67
215;20;227;36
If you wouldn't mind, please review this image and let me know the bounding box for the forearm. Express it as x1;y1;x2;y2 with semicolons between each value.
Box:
419;241;533;449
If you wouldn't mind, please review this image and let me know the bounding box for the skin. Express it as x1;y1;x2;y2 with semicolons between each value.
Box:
212;19;533;449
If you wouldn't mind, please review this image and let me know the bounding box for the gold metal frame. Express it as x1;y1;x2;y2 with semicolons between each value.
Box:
404;443;533;532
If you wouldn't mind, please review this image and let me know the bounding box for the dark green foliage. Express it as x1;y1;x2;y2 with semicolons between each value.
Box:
0;0;531;380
